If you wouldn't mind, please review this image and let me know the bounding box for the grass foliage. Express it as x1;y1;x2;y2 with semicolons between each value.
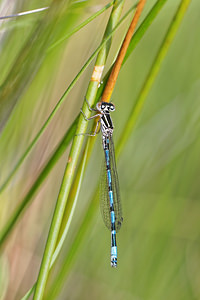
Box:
0;0;200;299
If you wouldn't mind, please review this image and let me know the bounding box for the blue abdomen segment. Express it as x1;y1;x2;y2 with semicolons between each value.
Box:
111;211;115;223
105;138;119;267
109;191;114;206
100;135;122;267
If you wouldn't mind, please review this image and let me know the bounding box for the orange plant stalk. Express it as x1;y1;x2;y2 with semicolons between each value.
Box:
101;0;146;102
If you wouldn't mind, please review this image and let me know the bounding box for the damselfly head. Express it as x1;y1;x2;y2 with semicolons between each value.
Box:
96;102;115;113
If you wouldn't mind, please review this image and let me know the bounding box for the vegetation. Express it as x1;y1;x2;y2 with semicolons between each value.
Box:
0;0;199;299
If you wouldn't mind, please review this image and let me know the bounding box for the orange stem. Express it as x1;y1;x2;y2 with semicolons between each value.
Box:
101;0;146;102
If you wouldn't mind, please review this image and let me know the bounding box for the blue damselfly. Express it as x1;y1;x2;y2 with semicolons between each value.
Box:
81;99;123;268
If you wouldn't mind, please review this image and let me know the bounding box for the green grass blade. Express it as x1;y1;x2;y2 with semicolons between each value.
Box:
21;286;35;300
123;0;168;64
47;1;115;52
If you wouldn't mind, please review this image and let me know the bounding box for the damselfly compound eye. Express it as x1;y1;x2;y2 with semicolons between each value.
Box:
110;104;115;111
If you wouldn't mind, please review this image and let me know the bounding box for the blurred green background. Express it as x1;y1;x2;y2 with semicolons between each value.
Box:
0;0;200;299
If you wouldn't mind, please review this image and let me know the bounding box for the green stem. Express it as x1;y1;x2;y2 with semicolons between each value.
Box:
123;0;168;64
32;1;125;299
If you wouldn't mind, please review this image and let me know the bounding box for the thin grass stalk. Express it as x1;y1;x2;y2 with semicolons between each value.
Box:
47;1;115;52
123;0;168;64
0;2;136;194
0;0;167;247
32;1;125;299
43;0;192;297
0;7;49;20
21;286;34;300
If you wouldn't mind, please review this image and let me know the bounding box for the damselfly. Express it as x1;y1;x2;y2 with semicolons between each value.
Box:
81;99;123;268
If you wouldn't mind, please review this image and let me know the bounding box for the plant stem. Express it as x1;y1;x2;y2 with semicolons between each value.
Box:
32;1;125;299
